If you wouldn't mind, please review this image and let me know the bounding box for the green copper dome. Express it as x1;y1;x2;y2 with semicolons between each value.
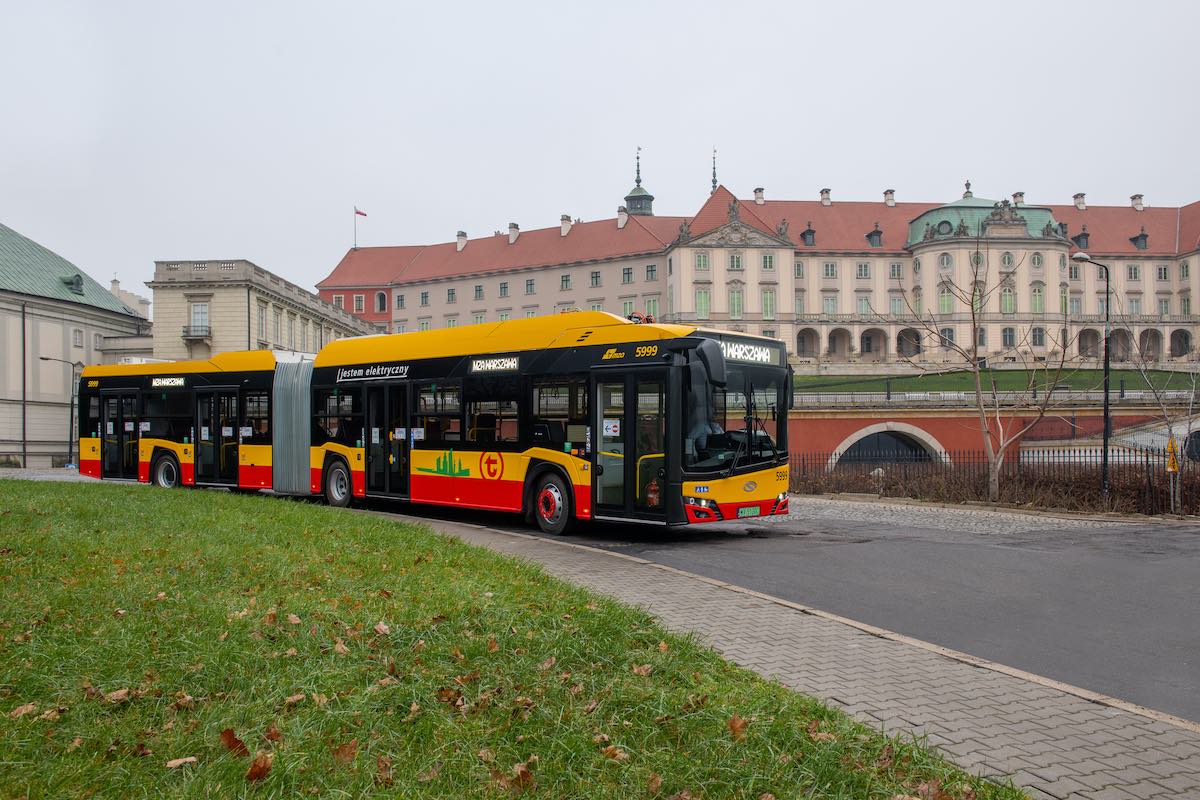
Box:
907;189;1062;247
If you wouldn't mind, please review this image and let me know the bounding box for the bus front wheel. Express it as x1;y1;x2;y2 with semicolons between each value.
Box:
152;454;180;489
324;461;352;508
533;473;571;535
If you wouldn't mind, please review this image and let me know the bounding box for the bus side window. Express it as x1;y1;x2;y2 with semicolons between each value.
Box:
464;375;521;444
532;378;588;449
243;392;270;445
416;383;461;444
313;389;363;447
83;395;100;437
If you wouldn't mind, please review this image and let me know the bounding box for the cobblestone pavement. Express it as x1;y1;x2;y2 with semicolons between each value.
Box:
753;496;1132;535
0;468;99;483
373;511;1200;800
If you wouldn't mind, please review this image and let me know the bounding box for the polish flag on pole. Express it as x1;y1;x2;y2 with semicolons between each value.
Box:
355;207;367;217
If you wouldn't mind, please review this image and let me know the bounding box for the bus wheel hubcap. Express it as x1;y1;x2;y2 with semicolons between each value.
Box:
333;471;347;500
159;462;176;486
538;485;562;523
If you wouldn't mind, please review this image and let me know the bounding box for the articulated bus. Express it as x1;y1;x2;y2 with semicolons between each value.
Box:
78;312;791;532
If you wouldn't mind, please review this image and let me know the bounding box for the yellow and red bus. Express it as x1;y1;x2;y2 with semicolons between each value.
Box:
79;312;791;532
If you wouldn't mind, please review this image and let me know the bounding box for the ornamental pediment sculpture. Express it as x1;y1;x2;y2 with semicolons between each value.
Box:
688;221;791;248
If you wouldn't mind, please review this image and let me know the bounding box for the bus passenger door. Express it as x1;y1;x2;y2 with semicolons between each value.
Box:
196;389;238;485
389;384;409;496
101;392;139;480
592;370;668;522
366;383;409;497
366;386;387;493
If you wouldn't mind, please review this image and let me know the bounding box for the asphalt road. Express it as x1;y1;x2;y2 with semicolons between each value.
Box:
368;497;1200;724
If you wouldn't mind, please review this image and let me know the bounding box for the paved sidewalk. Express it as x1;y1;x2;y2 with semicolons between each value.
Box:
374;511;1200;800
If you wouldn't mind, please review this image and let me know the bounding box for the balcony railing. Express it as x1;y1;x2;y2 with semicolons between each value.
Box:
181;325;212;339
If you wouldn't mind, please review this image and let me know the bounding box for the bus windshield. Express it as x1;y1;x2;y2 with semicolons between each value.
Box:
683;360;784;473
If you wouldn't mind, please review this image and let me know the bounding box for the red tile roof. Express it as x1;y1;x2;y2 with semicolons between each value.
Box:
1047;204;1182;257
1178;201;1200;256
318;215;685;289
751;199;939;253
688;185;779;239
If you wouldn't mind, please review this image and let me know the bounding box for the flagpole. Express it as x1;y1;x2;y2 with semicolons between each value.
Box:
353;207;358;250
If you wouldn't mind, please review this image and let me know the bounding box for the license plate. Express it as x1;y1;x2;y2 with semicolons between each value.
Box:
737;506;760;518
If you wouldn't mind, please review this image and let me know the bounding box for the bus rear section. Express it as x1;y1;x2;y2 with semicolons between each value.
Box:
77;351;311;492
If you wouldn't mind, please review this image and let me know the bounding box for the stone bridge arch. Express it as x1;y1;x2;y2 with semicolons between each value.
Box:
825;421;952;470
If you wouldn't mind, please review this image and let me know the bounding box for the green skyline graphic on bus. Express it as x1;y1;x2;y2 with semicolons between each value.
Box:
415;449;470;477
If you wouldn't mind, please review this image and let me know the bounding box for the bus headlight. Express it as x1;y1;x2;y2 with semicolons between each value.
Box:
684;496;722;520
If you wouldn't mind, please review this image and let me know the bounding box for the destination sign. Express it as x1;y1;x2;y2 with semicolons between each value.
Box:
471;356;519;372
336;364;410;382
720;341;777;365
151;377;186;388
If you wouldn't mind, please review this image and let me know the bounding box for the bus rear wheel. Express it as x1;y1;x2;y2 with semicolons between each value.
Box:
324;460;352;508
533;473;571;535
152;454;180;489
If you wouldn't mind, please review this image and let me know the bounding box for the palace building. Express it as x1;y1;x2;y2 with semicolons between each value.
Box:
317;165;1200;366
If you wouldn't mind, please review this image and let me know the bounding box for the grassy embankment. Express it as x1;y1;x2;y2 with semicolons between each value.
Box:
0;480;1025;799
794;368;1195;394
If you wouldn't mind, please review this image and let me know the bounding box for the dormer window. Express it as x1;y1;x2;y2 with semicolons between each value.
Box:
865;223;882;248
1130;227;1149;251
801;222;816;247
1001;252;1015;269
1071;226;1090;250
936;220;953;235
61;274;85;295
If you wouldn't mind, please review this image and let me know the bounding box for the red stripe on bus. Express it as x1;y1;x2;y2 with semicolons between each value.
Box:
79;459;101;479
138;459;150;483
239;464;272;489
410;474;523;512
182;463;195;486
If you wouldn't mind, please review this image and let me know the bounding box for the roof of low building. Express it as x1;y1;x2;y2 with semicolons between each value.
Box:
0;222;137;316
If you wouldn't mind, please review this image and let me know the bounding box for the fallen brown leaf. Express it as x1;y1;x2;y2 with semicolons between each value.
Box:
453;669;481;685
583;699;599;714
331;738;358;765
417;762;441;782
8;703;36;719
759;794;777;800
114;608;127;617
657;641;669;652
378;588;393;599
667;791;694;800
648;772;663;793
132;742;153;757
375;754;394;786
333;638;350;655
104;689;130;704
245;750;273;781
728;713;748;741
262;608;277;625
593;733;610;744
38;706;67;722
601;745;629;761
165;756;197;769
436;687;463;705
451;647;465;661
487;637;499;653
218;630;229;642
286;613;301;625
264;723;282;742
478;747;496;763
220;728;249;757
538;656;556;671
373;621;390;635
283;693;305;707
413;639;426;652
67;736;83;751
631;664;652;677
403;701;421;722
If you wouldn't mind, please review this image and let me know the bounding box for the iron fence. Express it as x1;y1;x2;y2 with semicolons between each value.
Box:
789;447;1197;516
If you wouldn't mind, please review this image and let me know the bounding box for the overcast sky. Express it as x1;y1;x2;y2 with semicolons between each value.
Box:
2;1;1196;307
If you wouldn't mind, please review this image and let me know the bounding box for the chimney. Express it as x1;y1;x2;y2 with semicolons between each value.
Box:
1073;192;1086;211
883;189;895;207
560;214;573;236
507;222;520;244
456;231;467;252
617;205;629;230
1131;193;1145;211
110;278;121;292
753;187;765;205
819;188;832;206
1012;191;1025;206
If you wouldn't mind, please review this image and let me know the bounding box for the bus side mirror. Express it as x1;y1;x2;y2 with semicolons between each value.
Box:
695;339;726;387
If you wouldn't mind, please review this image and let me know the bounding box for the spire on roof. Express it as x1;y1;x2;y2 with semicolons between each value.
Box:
623;146;654;216
711;147;718;195
964;179;973;198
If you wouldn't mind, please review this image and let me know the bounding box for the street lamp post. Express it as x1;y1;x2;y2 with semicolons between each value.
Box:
40;357;84;469
1073;252;1111;500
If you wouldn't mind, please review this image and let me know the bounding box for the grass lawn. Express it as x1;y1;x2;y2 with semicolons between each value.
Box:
0;480;1024;799
794;368;1197;394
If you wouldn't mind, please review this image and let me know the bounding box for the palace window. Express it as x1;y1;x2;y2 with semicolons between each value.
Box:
761;254;774;271
1069;262;1081;280
1182;296;1192;315
446;317;457;328
396;294;405;310
1002;327;1016;348
1097;296;1107;315
447;288;456;303
890;296;904;316
1000;286;1015;314
794;291;805;314
499;282;509;297
353;295;365;313
794;261;804;278
474;284;484;300
1157;264;1170;281
420;291;429;307
976;327;986;347
857;295;871;316
419;320;430;331
1182;261;1191;279
939;328;955;349
622;267;633;284
376;291;387;312
646;298;659;318
938;253;953;270
1060;286;1068;314
823;262;837;278
332;294;343;309
856;262;870;279
646;264;657;281
498;312;510;322
1159;298;1170;316
728;289;744;319
525;278;536;294
822;295;837;315
1127;264;1140;281
590;271;601;287
729;253;743;271
1127;296;1142;315
971;251;983;268
938;285;953;314
473;313;484;325
761;288;776;319
913;258;921;274
1069;296;1082;315
622;300;634;317
890;262;903;280
1001;252;1014;269
72;328;83;348
1031;285;1044;314
561;274;571;291
695;251;709;270
695;288;711;318
1031;327;1045;347
1032;252;1044;269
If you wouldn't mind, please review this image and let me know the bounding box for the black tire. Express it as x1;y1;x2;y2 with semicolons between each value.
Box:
324;460;352;508
532;473;571;535
151;453;181;489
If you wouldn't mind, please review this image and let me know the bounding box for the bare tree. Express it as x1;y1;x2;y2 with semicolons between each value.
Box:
886;231;1085;502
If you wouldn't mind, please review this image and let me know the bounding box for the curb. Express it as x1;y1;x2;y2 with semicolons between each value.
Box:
355;506;1200;737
